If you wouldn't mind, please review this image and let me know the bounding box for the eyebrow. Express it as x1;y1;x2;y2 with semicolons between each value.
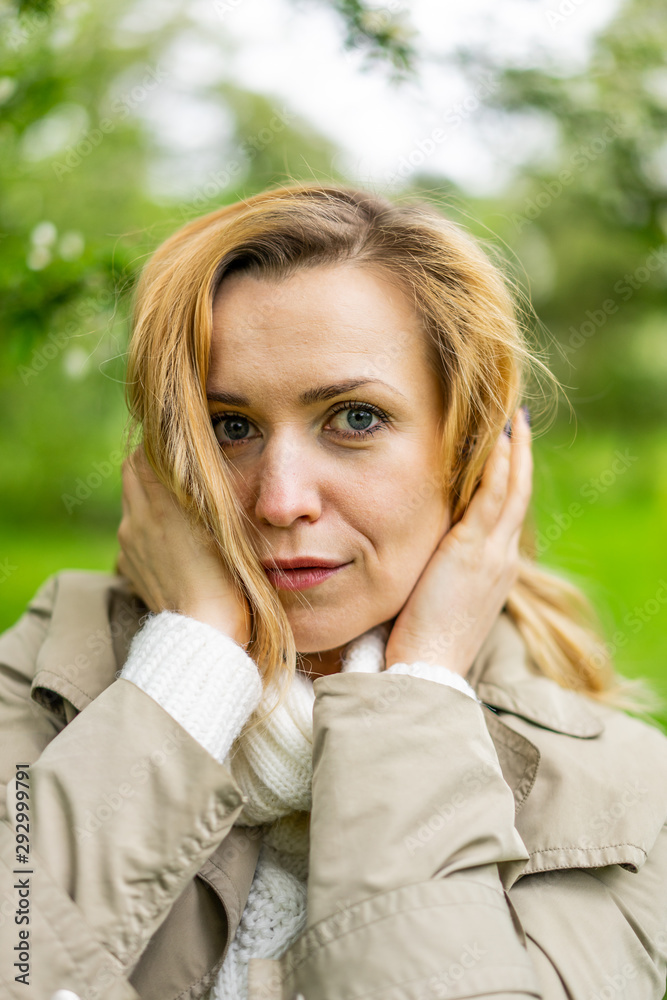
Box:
206;378;409;407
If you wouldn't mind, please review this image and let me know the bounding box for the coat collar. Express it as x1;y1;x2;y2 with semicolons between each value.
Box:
31;571;139;715
467;609;605;739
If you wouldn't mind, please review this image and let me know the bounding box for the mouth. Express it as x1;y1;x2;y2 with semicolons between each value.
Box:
261;559;351;591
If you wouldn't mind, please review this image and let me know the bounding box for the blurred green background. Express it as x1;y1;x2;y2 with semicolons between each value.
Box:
1;0;665;725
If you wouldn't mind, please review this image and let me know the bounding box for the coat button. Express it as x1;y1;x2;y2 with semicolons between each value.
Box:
50;992;81;1000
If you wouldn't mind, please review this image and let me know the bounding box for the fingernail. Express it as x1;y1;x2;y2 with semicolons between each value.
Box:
503;420;512;438
521;405;531;427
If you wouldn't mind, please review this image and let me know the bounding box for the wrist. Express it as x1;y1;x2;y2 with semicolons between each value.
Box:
179;604;250;647
386;659;480;702
120;609;262;763
385;648;466;678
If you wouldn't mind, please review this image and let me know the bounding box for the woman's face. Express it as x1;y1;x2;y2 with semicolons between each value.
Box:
208;263;450;673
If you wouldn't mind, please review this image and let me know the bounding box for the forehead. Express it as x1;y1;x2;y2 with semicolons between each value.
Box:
209;264;428;379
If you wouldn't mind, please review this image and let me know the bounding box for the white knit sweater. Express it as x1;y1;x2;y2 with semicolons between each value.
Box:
120;611;481;999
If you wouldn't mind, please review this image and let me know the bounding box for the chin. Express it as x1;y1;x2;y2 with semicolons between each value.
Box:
288;607;396;657
291;629;346;656
288;613;356;655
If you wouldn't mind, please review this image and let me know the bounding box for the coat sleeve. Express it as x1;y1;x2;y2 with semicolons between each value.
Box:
0;574;259;1000
278;671;667;1000
278;670;541;999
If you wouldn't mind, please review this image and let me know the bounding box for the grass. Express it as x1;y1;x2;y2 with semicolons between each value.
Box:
0;521;119;631
530;423;667;717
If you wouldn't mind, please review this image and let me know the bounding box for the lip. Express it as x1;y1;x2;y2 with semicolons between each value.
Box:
262;560;351;591
261;556;346;570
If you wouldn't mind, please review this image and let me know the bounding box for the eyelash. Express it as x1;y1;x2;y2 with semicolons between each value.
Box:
210;400;390;447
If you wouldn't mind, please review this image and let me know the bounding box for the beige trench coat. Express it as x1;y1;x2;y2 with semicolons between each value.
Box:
1;569;667;1000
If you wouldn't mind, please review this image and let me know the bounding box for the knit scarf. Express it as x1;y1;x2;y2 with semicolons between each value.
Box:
221;622;391;867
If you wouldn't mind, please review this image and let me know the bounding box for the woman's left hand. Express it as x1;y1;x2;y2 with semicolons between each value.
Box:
383;407;532;675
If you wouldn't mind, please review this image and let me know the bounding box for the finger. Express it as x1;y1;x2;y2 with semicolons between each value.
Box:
496;407;533;544
128;442;147;470
122;448;157;511
120;460;147;525
116;548;130;582
125;443;150;486
131;443;162;486
121;459;132;516
460;425;512;537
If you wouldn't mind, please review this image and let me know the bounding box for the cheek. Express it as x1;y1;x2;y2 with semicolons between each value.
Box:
222;462;257;511
352;461;449;588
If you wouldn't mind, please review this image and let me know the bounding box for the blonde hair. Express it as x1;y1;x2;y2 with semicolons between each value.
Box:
122;181;663;726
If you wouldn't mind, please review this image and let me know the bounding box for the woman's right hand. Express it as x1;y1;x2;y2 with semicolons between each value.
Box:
116;443;252;646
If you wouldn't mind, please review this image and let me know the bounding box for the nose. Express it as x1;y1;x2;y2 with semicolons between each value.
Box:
252;433;323;528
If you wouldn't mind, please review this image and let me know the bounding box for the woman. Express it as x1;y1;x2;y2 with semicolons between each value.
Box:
1;182;667;1000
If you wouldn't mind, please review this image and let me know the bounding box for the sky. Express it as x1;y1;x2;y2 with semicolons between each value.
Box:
117;0;624;199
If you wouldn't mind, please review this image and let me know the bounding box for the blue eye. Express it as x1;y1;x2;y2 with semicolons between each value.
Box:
346;409;373;430
224;416;250;440
210;400;389;448
328;402;386;439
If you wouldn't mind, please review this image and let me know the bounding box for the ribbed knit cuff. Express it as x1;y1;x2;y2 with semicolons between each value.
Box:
119;610;263;764
385;661;481;704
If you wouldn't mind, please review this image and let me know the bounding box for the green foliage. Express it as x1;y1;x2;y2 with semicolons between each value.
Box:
322;0;417;77
435;0;667;425
1;1;169;360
